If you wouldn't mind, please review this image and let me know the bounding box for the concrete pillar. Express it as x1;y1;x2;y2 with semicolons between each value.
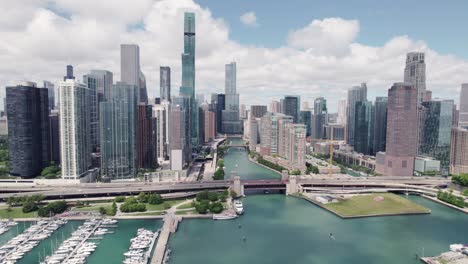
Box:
281;170;289;181
286;175;298;195
231;175;244;197
174;172;180;182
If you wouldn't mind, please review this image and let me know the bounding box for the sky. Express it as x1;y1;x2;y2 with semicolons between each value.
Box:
1;0;468;111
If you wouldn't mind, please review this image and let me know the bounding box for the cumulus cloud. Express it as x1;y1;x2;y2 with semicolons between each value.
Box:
240;11;258;27
0;0;467;111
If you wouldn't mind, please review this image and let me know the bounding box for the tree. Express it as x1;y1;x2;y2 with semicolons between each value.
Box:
290;169;301;175
99;207;106;215
209;202;223;213
230;190;238;198
22;200;38;213
196;190;209;201
194;201;209;214
148;193;163;205
217;159;224;168
213;168;225;180
163;202;171;210
452;174;468;187
207;192;219;202
138;192;148;203
306;165;319;174
115;196;126;203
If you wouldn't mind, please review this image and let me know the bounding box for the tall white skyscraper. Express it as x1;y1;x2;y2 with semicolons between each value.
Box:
459;84;468;128
404;52;426;105
337;99;347;125
59;79;91;179
225;62;238;110
121;44;147;104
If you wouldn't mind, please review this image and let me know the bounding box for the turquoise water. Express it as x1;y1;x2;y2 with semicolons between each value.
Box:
224;139;281;180
169;195;468;264
0;222;31;247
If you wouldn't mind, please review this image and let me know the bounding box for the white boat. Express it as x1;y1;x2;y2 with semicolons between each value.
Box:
213;213;238;220
234;200;244;215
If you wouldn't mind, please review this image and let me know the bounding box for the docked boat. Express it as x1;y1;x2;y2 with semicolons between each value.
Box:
234;200;244;215
213;213;238;220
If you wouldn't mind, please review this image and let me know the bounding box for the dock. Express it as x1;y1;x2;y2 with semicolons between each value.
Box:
151;214;181;264
61;219;102;263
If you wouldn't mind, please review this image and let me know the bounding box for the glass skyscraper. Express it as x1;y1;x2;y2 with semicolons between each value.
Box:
354;101;374;155
180;12;199;146
100;82;138;179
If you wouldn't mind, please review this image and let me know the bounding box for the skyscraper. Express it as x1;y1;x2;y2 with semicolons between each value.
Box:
459;84;468;128
160;66;171;102
100;82;138;179
249;118;259;151
83;74;99;152
346;83;367;146
337;99;347;125
88;70;113;101
172;96;191;163
121;44;148;104
59;79;91;179
180;12;199;146
299;110;312;137
169;105;186;170
43;81;55;111
250;105;267;118
373;97;388;154
375;83;418;176
215;94;225;133
137;104;156;170
203;109;216;142
311;97;327;139
270;100;281;113
450;127;468;174
281;96;300;123
154;101;170;163
404;52;426;105
419;99;453;174
354;101;374;155
6;82;50;177
49;110;60;165
64;65;75;81
222;62;242;134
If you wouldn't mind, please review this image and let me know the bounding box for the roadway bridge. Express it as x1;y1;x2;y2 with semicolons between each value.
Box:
0;176;449;201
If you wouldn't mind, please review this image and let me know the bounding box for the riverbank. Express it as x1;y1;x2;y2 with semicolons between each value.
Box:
247;156;282;176
299;193;431;219
422;195;468;214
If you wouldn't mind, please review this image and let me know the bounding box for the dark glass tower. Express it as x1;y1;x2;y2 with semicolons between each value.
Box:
373;97;388;154
6;82;50;177
281;95;300;123
354;101;374;155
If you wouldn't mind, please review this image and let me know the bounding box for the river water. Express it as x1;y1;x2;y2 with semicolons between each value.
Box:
1;139;467;263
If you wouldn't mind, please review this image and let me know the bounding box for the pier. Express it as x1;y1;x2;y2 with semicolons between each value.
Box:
61;219;102;263
151;214;181;264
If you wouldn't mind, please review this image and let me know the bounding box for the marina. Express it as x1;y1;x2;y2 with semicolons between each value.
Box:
0;219;66;264
123;228;159;264
0;221;17;236
42;218;117;264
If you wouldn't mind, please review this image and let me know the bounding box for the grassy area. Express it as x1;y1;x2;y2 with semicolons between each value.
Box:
145;200;185;211
0;207;37;218
323;193;430;218
175;209;197;215
131;211;165;216
176;202;194;210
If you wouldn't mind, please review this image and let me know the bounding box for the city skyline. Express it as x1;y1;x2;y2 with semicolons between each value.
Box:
1;1;468;112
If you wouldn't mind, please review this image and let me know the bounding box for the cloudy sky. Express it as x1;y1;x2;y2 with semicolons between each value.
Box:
1;0;468;111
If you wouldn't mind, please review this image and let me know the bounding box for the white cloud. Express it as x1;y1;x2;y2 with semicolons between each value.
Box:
240;11;258;27
0;0;467;112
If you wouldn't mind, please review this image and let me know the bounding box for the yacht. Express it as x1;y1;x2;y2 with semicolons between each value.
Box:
234;200;244;215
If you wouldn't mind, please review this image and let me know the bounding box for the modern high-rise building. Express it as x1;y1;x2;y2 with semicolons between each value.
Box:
419;99;454;174
299;110;312;137
373;97;388;154
59;79;92;179
346;83;367;146
278;118;294;158
324;124;345;141
354;101;374;155
281;96;300;123
180;12;199;146
222;62;242;134
160;66;171;102
100;82;138;179
311;97;327;139
64;65;75;81
172;96;191;163
249;118;259;151
154;101;170;163
203;110;216;142
459;84;468;128
87;70;113;101
49;110;60;166
284;123;306;169
137;104;156;170
215;94;225;133
250;105;267;118
337;99;347;125
121;44;148;104
404;52;426;105
169;105;186;170
43;81;55;111
6;82;50;177
259;112;293;155
375;83;418;176
270;100;281;113
83;74;99;152
450;127;468;174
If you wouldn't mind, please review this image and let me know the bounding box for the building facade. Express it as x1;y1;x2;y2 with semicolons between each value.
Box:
203;110;216;142
311;97;327;139
169;106;186;170
6;82;50;177
459;84;468;128
154;101;170;163
251;105;267;118
121;44;147;104
450;127;468;174
160;66;171;102
373;97;388;154
281;96;300;123
137;104;156;169
299;110;312;137
404;52;426;105
222;62;242;134
354;101;374;155
346;83;367;146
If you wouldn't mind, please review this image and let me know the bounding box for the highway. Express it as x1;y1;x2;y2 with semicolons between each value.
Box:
0;176;450;201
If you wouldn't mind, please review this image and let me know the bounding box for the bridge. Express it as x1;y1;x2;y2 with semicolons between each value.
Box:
0;176;449;201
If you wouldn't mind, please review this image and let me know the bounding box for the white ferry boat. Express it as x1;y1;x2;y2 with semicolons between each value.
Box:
234;200;244;215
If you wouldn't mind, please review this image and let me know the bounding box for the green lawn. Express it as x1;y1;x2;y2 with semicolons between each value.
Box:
73;204;111;212
0;207;37;218
131;211;165;216
323;193;430;217
145;200;186;211
176;202;194;210
175;209;197;215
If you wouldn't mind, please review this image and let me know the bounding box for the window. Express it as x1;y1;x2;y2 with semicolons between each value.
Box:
402;160;407;168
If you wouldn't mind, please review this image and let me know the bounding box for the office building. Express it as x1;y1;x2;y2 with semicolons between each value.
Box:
251;105;267;118
311;97;327;139
324;124;345;141
346;83;367;146
270;100;281;113
154;101;170;163
160;66;171;102
404;52;426;105
419;99;453;174
6;82;50;177
337;99;347;125
203;109;216;142
64;65;75;81
373;97;388;154
375;83;418;176
137;104;156;169
121;44;148;104
281;95;300;123
450;127;468;174
459;84;468;128
172;96;191;163
49;110;60;165
43;81;55;111
222;62;242;134
249;118;259;151
299;110;312;137
83;74;99;152
100;82;138;179
169;106;186;170
354;101;374;155
59;79;91;179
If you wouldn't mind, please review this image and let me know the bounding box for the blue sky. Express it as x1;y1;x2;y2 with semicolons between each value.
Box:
197;0;468;59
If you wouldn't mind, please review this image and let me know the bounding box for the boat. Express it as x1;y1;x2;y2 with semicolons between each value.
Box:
213;213;238;220
233;200;244;215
